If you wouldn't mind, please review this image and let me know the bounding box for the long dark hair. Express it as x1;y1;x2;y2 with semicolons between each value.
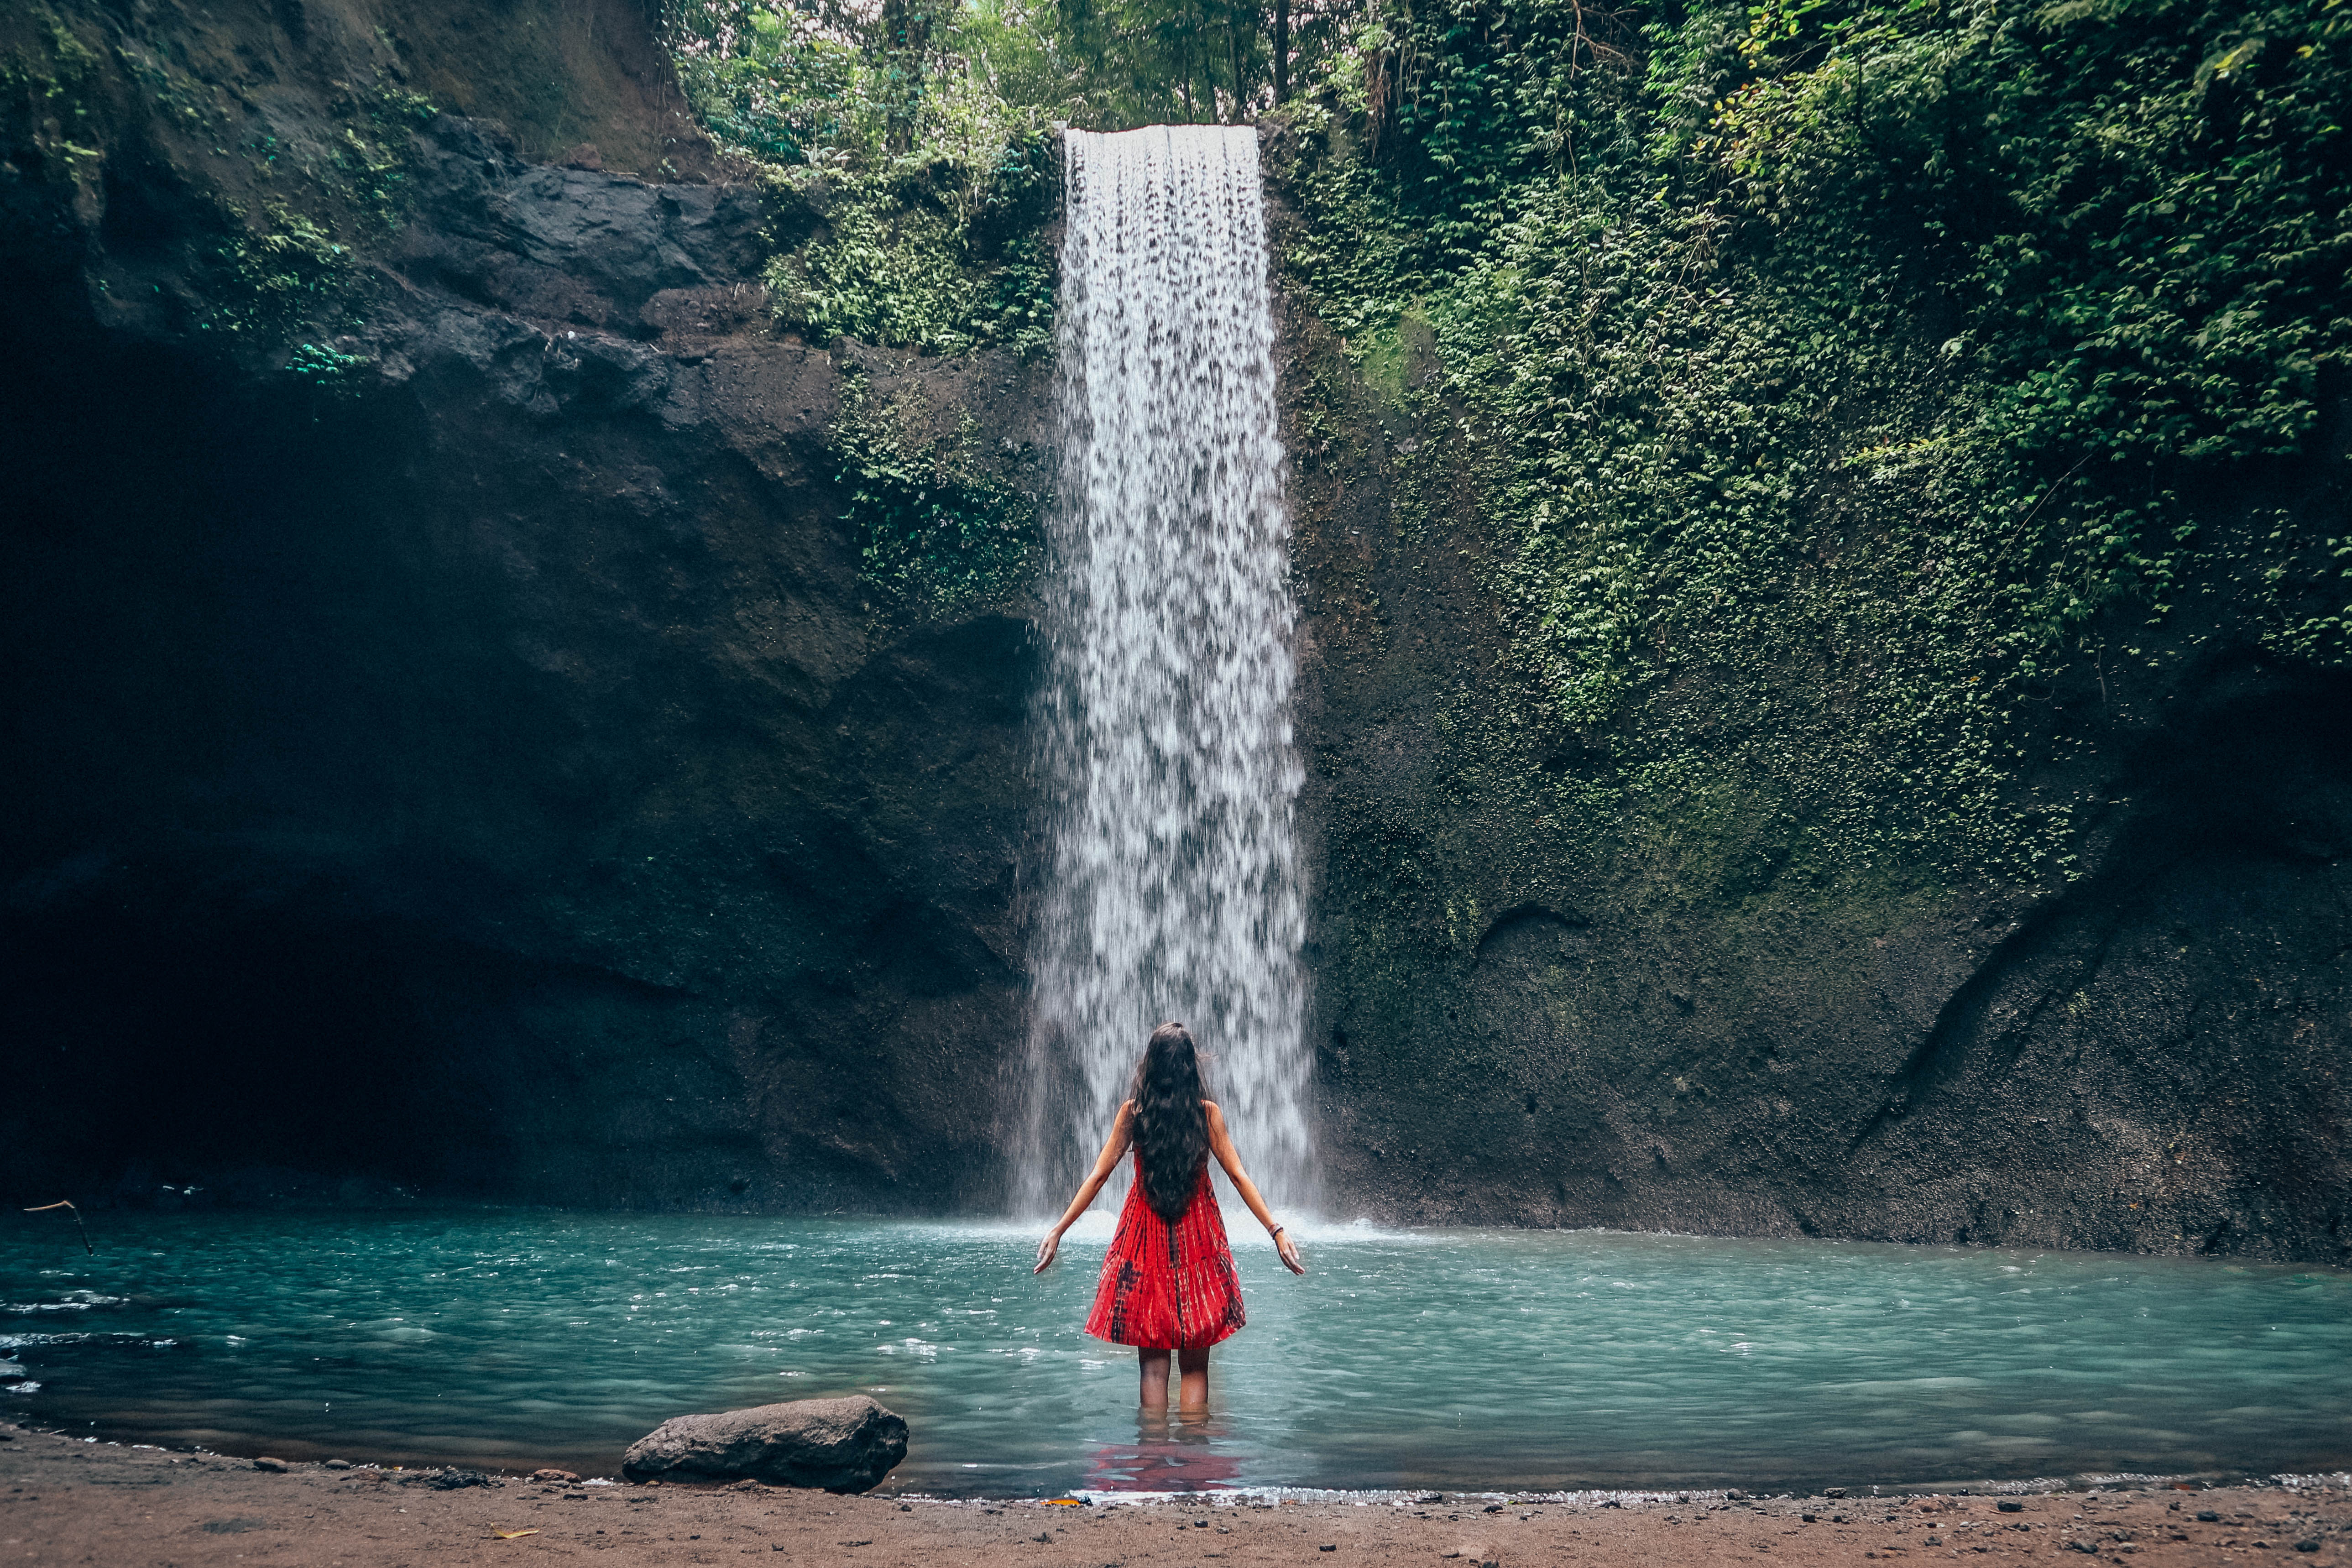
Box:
1130;1022;1209;1222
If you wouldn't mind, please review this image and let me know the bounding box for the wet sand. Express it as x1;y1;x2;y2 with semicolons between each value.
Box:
3;1421;2344;1566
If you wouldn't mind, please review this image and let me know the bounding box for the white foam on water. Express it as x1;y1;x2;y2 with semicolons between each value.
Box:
1020;125;1310;1216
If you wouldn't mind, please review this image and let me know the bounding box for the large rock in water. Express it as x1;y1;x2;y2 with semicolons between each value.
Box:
621;1396;908;1492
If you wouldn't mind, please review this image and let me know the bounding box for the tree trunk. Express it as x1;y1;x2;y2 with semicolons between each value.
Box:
1273;0;1289;102
877;0;931;154
1229;15;1246;121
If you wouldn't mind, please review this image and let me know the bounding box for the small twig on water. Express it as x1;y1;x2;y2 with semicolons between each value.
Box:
24;1200;93;1256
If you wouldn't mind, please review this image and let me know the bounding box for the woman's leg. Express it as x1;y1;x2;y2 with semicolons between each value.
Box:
1137;1348;1171;1410
1176;1346;1210;1413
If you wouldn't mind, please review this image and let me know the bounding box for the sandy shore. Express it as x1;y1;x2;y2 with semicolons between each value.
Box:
3;1421;2344;1567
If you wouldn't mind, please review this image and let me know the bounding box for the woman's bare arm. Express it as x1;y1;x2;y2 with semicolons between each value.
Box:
1034;1101;1135;1274
1206;1103;1305;1274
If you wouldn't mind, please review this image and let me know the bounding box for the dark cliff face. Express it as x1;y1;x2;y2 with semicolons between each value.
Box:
2;0;1047;1212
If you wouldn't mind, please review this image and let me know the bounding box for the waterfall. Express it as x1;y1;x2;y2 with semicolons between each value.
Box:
1019;125;1311;1216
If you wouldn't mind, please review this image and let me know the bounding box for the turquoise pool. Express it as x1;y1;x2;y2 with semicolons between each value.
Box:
3;1213;2345;1495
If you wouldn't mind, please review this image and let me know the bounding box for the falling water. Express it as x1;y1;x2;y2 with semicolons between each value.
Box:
1020;125;1310;1214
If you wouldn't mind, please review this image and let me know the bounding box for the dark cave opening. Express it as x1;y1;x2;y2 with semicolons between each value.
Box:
2109;648;2352;868
0;334;538;1205
4;904;503;1201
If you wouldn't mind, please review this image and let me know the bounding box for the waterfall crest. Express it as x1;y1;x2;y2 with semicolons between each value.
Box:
1020;125;1311;1215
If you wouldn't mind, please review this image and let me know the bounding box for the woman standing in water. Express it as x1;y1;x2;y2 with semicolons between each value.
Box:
1034;1022;1307;1413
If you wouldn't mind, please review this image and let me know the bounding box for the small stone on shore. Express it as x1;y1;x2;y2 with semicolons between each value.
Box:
420;1468;495;1490
253;1457;288;1472
622;1395;907;1493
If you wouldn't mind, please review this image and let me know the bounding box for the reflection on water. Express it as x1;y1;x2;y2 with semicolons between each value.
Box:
1;1212;2346;1495
1090;1412;1245;1493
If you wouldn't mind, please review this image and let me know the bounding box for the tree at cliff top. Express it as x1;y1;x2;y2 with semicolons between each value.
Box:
660;0;1053;352
667;0;1363;140
654;0;1355;354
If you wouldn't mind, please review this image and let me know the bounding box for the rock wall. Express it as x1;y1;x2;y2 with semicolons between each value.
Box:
3;0;2344;1264
1264;133;2352;1264
1;0;1047;1212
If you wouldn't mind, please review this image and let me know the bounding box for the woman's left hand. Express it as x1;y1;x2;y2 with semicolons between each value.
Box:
1034;1231;1060;1274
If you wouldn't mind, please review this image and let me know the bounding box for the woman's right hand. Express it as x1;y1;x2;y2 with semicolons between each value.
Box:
1034;1230;1060;1274
1275;1230;1305;1275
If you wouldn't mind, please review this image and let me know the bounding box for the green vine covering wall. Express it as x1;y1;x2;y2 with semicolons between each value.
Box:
831;369;1043;619
0;3;444;367
1282;0;2352;891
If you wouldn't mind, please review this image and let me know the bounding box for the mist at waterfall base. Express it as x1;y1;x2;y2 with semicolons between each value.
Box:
7;1215;2348;1495
1022;124;1310;1216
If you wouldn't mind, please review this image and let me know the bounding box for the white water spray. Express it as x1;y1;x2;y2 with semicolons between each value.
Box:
1020;125;1310;1214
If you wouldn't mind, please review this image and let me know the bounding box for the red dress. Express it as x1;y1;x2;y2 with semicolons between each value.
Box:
1085;1154;1248;1349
